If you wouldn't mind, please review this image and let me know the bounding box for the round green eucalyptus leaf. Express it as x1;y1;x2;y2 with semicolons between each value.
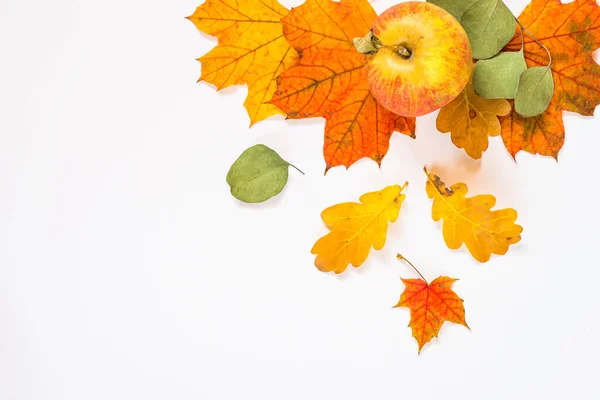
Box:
461;0;516;59
427;0;477;21
473;51;527;99
514;66;555;117
226;144;291;203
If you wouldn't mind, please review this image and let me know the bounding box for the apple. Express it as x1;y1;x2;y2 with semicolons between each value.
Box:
358;2;472;117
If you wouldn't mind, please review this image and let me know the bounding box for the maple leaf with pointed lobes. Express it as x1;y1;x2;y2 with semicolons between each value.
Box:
396;275;469;354
269;0;416;172
437;79;511;159
501;99;565;159
311;184;407;274
500;0;600;159
425;169;523;263
188;0;298;126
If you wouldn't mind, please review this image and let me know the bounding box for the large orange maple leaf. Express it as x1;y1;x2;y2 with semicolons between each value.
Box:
269;0;416;172
500;0;600;159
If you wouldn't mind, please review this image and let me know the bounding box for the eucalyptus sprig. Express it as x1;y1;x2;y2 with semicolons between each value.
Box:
429;0;555;117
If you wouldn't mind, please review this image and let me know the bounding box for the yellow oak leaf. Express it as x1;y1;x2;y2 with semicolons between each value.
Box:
312;184;407;274
437;80;511;159
188;0;298;125
425;169;522;262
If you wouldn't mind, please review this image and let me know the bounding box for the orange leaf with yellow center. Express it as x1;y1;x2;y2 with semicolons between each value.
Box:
395;276;469;354
437;79;511;159
188;0;298;125
425;169;523;263
311;184;407;274
269;0;416;172
500;0;600;158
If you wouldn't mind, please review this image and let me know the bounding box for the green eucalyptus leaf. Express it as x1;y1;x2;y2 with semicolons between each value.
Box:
514;66;554;117
473;50;527;99
427;0;477;21
226;144;302;203
461;0;516;59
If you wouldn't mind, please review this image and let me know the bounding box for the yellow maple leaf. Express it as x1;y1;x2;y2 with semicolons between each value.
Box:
425;169;522;262
188;0;298;125
311;184;407;274
437;80;511;159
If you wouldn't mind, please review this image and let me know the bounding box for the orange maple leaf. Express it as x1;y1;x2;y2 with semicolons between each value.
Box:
500;0;600;159
269;0;416;172
501;100;564;159
188;0;298;125
395;271;469;353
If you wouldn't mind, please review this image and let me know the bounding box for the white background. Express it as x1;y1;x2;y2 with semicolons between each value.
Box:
1;0;599;399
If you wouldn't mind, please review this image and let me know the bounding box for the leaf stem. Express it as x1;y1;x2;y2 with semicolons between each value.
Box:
515;18;552;67
288;163;305;175
518;20;524;51
396;253;427;283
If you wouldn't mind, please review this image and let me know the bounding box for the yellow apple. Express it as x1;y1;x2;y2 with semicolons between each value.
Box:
360;2;472;117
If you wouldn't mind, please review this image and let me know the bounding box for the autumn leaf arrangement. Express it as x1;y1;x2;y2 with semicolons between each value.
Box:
188;0;600;352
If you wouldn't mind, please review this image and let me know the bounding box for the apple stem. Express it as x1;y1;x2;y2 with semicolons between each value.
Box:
353;31;412;60
396;46;411;59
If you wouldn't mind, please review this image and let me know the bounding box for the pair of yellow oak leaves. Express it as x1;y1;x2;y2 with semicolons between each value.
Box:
313;170;522;272
312;170;522;352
